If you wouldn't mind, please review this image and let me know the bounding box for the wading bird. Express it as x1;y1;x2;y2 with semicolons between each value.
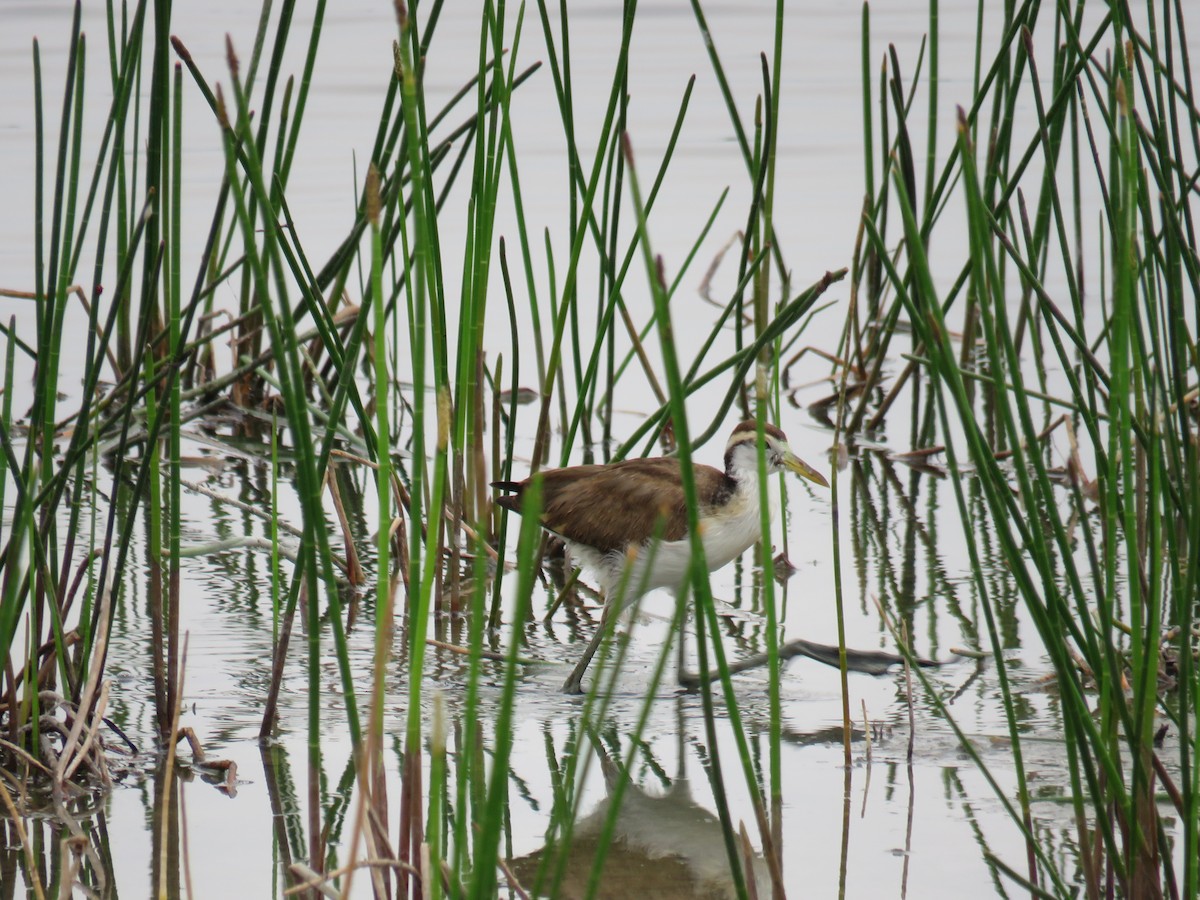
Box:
493;420;828;693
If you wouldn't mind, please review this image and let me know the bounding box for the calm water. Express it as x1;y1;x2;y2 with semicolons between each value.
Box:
0;1;1189;897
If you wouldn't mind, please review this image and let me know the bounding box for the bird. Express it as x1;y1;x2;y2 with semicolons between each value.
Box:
492;420;829;693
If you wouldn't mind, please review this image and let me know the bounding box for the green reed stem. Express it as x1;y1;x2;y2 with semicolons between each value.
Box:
623;132;747;900
469;477;539;900
367;157;391;763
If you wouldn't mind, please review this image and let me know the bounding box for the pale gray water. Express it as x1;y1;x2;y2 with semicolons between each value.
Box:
0;1;1191;897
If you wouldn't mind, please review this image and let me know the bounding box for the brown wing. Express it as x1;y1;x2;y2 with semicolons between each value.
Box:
495;459;730;552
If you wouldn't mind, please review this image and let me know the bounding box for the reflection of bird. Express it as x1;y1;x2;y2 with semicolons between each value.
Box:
493;420;828;693
507;697;776;898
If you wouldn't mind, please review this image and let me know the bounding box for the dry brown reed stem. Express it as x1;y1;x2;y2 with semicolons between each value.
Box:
61;555;101;637
156;634;188;900
325;472;365;587
421;843;433;900
0;285;121;376
743;768;785;894
990;413;1068;461
862;699;872;763
425;637;537;666
297;342;335;408
901;621;915;765
328;447;500;566
496;854;532;900
53;580;113;791
52;791;109;894
846;244;906;434
845;195;871;377
331;448;414;529
174;726;237;776
340;564;398;900
869;594;916;762
59;834;84;898
450;447;466;604
3;652;19;744
445;353;488;606
367;804;398;863
831;200;871;773
615;292;667;406
1151;753;1185;816
259;581;303;740
66;303;235;431
448;516;501;568
180;479;304;538
889;445;947;460
472;350;488;530
0;775;46;900
173;536;302;569
698;230;744;306
286;858;423;897
311;298;361;376
781;344;857;388
14;633;80;701
178;774;196;900
867;349;921;433
490;366;503;543
1063;418;1098;500
949;646;989;660
356;789;393;900
1167;386;1198;414
164;311;359;413
89;396;228;462
287;862;343;898
59;680;111;786
738;821;761;900
397;745;424;898
390;519;411;606
0;736;52;777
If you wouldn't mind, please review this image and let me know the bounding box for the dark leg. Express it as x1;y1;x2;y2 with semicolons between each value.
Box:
562;604;611;694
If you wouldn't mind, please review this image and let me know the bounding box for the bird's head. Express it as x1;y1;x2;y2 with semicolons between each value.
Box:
725;420;829;487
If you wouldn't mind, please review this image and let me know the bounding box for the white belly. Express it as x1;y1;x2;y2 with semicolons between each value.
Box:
696;486;765;570
567;480;770;609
